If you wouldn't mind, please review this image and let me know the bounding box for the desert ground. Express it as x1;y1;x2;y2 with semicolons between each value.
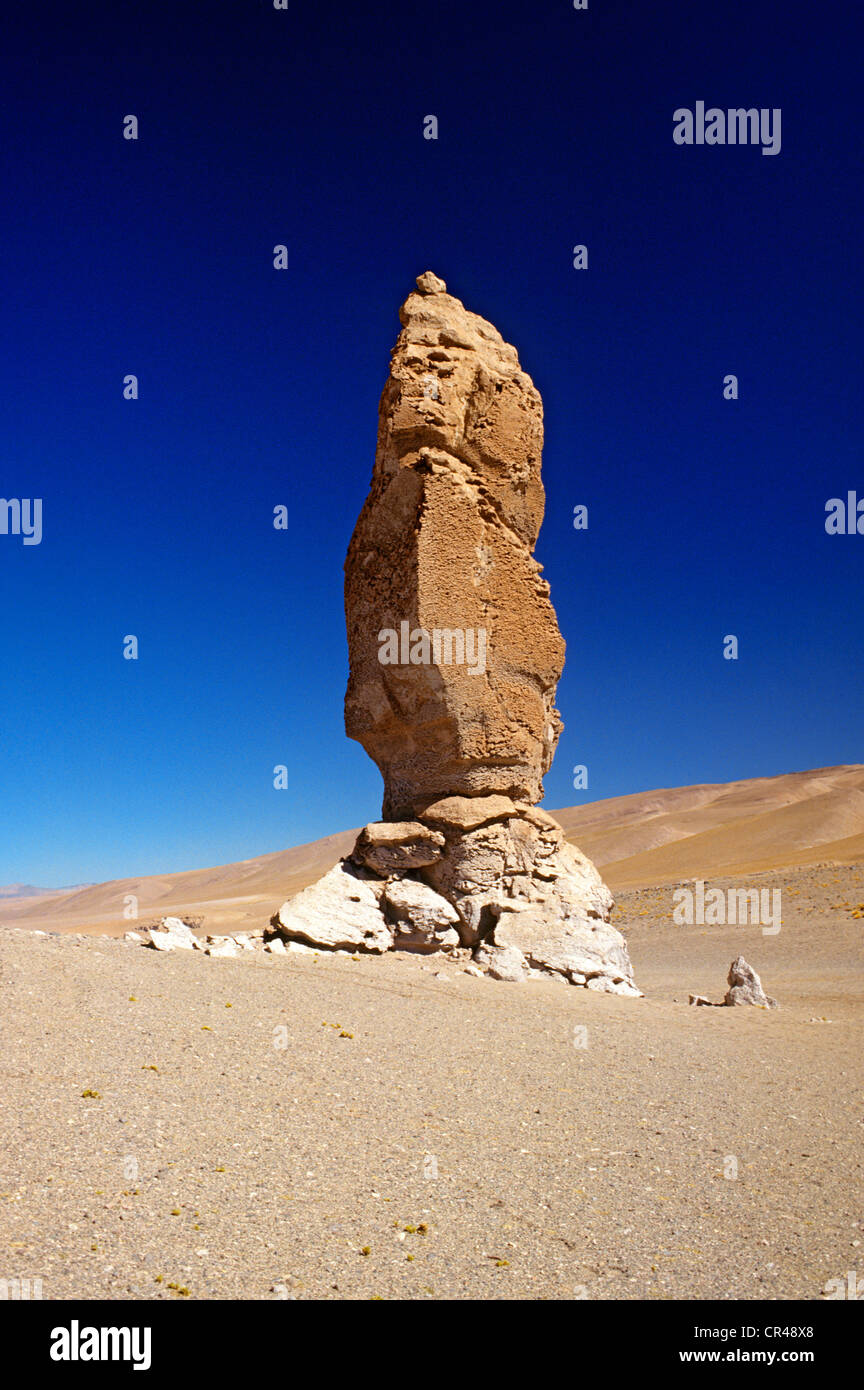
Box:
1;766;862;1300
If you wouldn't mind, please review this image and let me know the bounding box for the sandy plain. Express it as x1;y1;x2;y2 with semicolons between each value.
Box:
1;767;862;1300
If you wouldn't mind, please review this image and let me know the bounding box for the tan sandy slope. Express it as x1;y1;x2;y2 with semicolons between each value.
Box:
554;764;864;887
2;765;862;937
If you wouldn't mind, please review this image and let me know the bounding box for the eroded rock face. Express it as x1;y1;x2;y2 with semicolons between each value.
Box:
352;821;445;876
344;272;564;822
474;942;529;982
267;274;639;995
382;878;461;952
419;794;520;832
270;862;393;953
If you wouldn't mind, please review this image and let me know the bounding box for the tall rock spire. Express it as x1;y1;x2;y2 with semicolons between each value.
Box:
345;271;564;820
270;274;640;994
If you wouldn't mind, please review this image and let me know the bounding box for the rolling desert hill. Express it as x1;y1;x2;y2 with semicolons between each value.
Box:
2;765;862;937
553;764;864;886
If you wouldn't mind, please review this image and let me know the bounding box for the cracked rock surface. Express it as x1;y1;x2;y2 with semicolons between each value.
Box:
344;272;563;820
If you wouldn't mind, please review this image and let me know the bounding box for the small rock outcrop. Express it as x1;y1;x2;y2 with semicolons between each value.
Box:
267;274;640;994
724;956;778;1009
270;863;394;953
145;916;197;952
688;957;779;1008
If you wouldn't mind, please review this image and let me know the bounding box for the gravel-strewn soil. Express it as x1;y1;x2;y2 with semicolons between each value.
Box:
1;862;861;1300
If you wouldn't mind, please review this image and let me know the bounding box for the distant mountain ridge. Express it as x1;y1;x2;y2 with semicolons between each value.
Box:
2;765;862;936
0;883;93;900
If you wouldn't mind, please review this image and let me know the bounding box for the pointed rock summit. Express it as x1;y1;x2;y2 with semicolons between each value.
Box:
271;274;640;994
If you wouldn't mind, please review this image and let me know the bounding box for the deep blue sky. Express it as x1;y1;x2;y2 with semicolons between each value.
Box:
1;0;861;886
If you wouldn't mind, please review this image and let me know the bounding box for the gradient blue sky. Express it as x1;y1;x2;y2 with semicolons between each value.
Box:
1;0;861;886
